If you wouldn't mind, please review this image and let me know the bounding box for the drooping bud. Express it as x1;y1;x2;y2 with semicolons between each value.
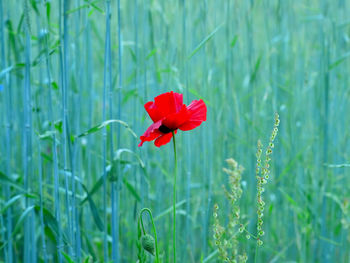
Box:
141;234;155;255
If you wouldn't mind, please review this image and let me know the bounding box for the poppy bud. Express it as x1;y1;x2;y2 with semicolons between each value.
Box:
141;234;155;255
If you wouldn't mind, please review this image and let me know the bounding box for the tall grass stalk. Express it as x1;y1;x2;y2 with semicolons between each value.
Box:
23;1;35;262
43;4;63;261
101;0;110;260
38;142;48;263
320;7;330;258
181;0;193;259
83;3;94;258
72;0;82;259
113;0;123;260
35;9;46;262
200;2;209;258
0;0;13;261
58;0;71;257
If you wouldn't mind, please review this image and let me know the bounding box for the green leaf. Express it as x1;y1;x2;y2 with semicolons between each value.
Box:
30;0;39;15
17;14;24;35
46;1;51;21
84;256;91;263
38;130;56;140
51;81;59;90
88;0;104;13
123;177;141;202
279;188;299;208
34;205;68;244
0;64;25;80
0;171;24;191
1;195;23;213
250;54;262;83
80;174;104;205
82;231;97;261
61;251;75;263
0;66;13;79
146;48;157;59
128;47;137;63
13;206;35;235
324;163;350;168
79;179;105;231
154;200;187;221
324;192;345;213
1;193;38;214
54;120;63;133
188;89;211;106
66;4;90;15
122;87;137;103
230;35;238;47
114;148;145;168
188;23;224;59
44;225;56;243
329;51;350;70
76;119;136;138
88;197;104;231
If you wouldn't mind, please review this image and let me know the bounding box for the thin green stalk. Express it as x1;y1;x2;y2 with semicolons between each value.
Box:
66;122;77;260
43;8;62;262
114;0;122;260
84;4;94;246
172;131;177;263
38;142;48;263
102;0;110;261
23;0;33;261
31;16;47;263
61;0;74;256
181;0;192;259
199;2;210;257
139;208;160;262
104;0;118;261
71;0;83;259
0;215;6;260
132;1;139;258
0;0;13;261
35;10;46;261
58;0;71;258
254;243;259;263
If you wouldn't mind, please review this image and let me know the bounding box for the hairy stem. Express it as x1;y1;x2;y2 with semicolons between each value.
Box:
172;131;177;262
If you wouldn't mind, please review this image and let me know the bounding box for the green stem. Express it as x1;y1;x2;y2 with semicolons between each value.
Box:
139;208;160;263
172;131;177;263
254;241;259;263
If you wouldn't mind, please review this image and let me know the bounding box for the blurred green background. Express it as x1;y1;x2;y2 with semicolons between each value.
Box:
1;0;350;262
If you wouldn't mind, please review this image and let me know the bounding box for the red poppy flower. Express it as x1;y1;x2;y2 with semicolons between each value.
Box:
138;91;207;147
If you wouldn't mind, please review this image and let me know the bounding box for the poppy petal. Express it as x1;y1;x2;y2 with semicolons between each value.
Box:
144;91;183;122
145;101;163;122
162;105;189;130
154;91;183;116
154;130;177;147
178;99;207;131
138;120;163;147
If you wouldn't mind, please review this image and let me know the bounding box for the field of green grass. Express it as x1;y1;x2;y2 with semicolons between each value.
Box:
1;0;350;262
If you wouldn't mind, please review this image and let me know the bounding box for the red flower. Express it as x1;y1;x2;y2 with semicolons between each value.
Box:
139;91;207;147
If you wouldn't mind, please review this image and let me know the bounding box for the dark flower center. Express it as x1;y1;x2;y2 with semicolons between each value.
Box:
159;124;172;134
